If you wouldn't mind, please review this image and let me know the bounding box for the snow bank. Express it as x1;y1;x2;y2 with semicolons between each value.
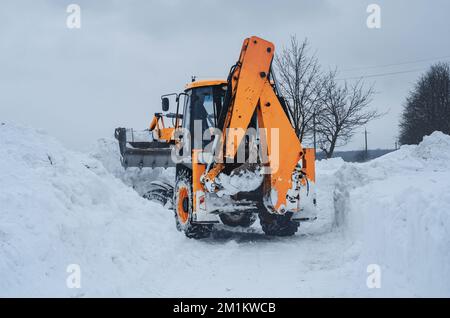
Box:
316;157;346;174
1;122;449;297
0;123;351;297
0;123;172;296
334;131;450;296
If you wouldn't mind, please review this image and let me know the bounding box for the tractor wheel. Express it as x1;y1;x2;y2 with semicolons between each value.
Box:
174;168;212;239
258;207;299;237
219;213;256;228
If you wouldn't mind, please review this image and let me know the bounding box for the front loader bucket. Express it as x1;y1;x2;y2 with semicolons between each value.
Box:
114;128;175;169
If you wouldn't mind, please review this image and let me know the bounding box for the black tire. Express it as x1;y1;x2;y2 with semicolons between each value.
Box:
174;167;212;239
219;213;256;227
143;181;174;207
258;207;299;236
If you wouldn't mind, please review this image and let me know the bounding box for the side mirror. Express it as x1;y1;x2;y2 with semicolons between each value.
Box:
162;97;170;112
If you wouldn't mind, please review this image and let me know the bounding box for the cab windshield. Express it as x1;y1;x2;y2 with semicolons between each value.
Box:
191;85;226;130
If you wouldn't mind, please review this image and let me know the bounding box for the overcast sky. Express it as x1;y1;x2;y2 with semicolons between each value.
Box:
1;0;449;151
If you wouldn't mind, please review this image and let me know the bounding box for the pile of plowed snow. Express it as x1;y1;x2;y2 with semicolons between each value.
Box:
1;122;449;297
334;131;450;296
0;123;173;296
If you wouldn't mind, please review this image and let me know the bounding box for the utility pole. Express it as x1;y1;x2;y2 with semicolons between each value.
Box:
364;128;368;160
395;138;400;150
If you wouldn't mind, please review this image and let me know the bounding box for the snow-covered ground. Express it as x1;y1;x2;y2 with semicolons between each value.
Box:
1;122;449;297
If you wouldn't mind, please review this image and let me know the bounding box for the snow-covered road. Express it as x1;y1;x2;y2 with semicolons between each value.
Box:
1;123;449;297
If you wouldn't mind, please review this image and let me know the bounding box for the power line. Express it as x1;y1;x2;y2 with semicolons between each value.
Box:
341;55;450;72
198;54;450;82
336;68;425;81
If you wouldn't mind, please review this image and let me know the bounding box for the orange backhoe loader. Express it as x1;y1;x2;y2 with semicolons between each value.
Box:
115;36;317;238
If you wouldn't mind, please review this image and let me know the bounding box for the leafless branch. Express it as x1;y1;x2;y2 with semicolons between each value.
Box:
274;35;325;141
315;71;382;158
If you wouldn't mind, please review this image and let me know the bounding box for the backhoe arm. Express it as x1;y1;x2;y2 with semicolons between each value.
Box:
203;36;310;214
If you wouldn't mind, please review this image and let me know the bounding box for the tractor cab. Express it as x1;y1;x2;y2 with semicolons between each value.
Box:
174;80;228;132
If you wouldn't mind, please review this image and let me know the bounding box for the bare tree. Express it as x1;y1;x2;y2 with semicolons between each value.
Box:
274;36;324;141
316;71;380;158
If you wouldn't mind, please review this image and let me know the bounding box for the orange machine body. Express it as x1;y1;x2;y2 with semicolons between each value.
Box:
202;36;315;214
149;113;175;143
115;36;317;238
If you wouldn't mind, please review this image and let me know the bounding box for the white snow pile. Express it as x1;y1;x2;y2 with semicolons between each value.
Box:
1;122;449;297
334;131;450;296
0;123;173;297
